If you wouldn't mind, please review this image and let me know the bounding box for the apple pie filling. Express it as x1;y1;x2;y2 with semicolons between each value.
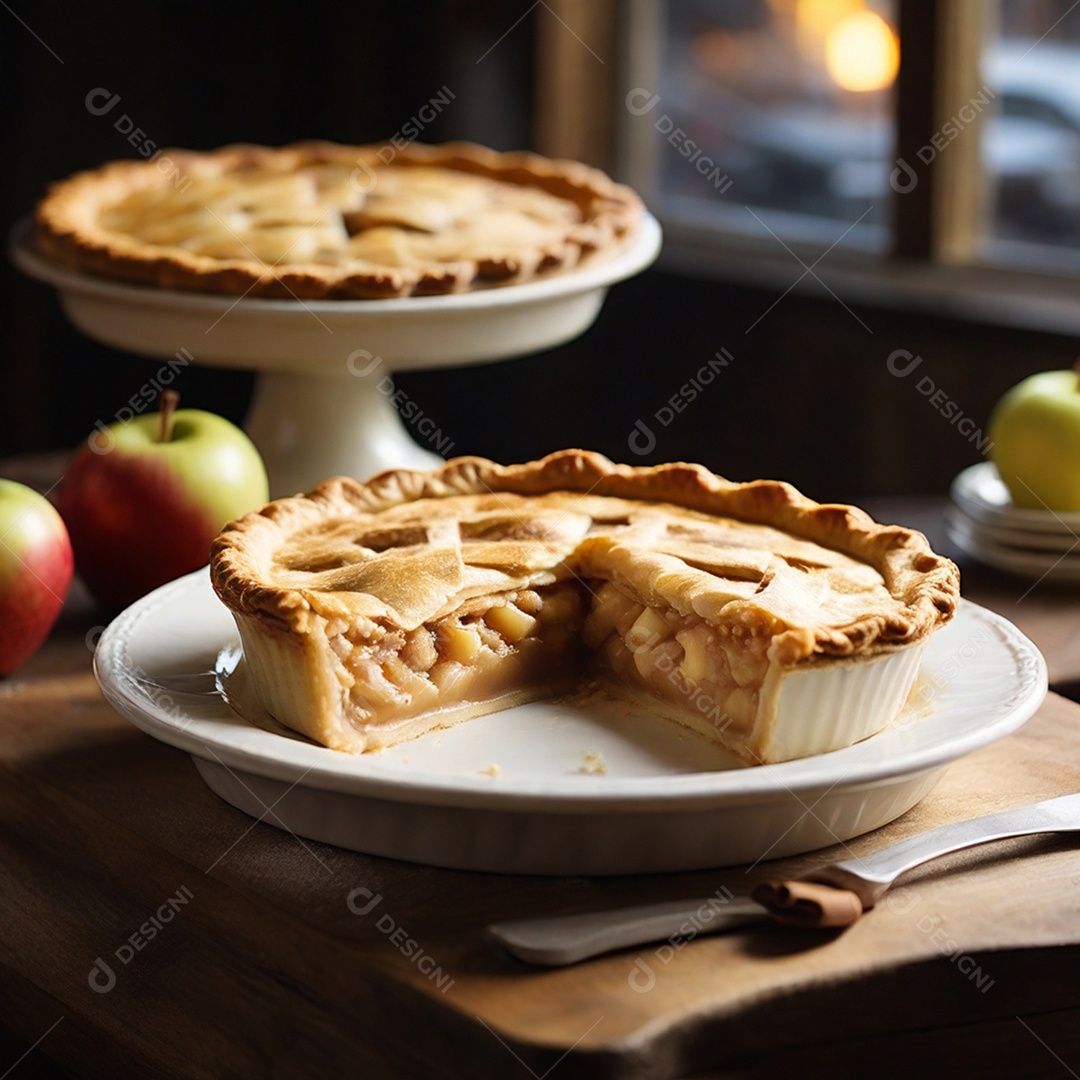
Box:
321;584;585;731
582;582;763;741
312;563;780;747
315;568;771;743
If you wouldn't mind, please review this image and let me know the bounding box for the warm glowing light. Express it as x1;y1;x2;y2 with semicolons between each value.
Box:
796;0;862;42
825;11;899;91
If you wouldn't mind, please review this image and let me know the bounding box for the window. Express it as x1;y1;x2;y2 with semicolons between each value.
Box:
982;4;1080;268
534;0;1080;330
629;0;898;249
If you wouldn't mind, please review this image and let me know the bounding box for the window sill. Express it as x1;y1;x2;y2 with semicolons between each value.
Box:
660;219;1080;337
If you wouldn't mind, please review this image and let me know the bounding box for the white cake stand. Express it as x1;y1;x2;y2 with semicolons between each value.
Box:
13;217;661;496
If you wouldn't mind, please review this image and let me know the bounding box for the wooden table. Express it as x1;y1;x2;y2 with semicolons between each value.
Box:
2;493;1080;1079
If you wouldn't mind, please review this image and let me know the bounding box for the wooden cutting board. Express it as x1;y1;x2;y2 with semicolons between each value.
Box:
2;612;1080;1079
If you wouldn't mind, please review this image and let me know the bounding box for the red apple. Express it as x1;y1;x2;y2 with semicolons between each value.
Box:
60;392;269;609
0;478;74;675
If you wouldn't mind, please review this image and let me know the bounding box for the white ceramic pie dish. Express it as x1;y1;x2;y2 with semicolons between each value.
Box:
94;569;1047;875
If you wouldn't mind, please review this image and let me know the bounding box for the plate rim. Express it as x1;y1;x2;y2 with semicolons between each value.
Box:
10;214;662;317
94;568;1048;813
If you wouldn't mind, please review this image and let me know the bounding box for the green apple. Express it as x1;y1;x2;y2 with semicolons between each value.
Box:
0;478;74;674
60;392;269;608
988;365;1080;512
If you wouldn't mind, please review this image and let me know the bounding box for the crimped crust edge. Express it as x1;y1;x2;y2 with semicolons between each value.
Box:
209;449;960;665
33;141;645;299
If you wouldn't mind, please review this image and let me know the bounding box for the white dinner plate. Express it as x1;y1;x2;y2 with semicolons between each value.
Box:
94;569;1047;875
946;511;1080;582
951;462;1080;536
944;508;1080;554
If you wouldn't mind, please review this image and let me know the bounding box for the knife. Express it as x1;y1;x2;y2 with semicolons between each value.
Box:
489;792;1080;966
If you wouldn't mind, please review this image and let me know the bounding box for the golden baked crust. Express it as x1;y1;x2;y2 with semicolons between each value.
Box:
210;451;959;761
33;141;644;299
213;450;957;656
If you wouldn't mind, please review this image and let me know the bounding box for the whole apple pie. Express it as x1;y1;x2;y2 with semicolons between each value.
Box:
210;451;959;764
33;141;643;299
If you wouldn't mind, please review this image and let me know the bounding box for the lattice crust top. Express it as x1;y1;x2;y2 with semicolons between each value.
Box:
212;451;959;669
34;142;644;298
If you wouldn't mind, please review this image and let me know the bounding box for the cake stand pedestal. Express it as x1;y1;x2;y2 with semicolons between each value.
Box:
13;216;661;496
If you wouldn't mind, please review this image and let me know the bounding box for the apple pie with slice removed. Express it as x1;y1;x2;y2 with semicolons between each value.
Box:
210;451;959;763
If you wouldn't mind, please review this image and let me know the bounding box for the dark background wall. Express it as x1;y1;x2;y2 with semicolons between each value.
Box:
2;0;1076;504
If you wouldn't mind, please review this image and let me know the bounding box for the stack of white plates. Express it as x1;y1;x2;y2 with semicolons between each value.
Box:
947;462;1080;581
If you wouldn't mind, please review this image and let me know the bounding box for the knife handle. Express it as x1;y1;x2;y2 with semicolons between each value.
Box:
489;895;765;967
